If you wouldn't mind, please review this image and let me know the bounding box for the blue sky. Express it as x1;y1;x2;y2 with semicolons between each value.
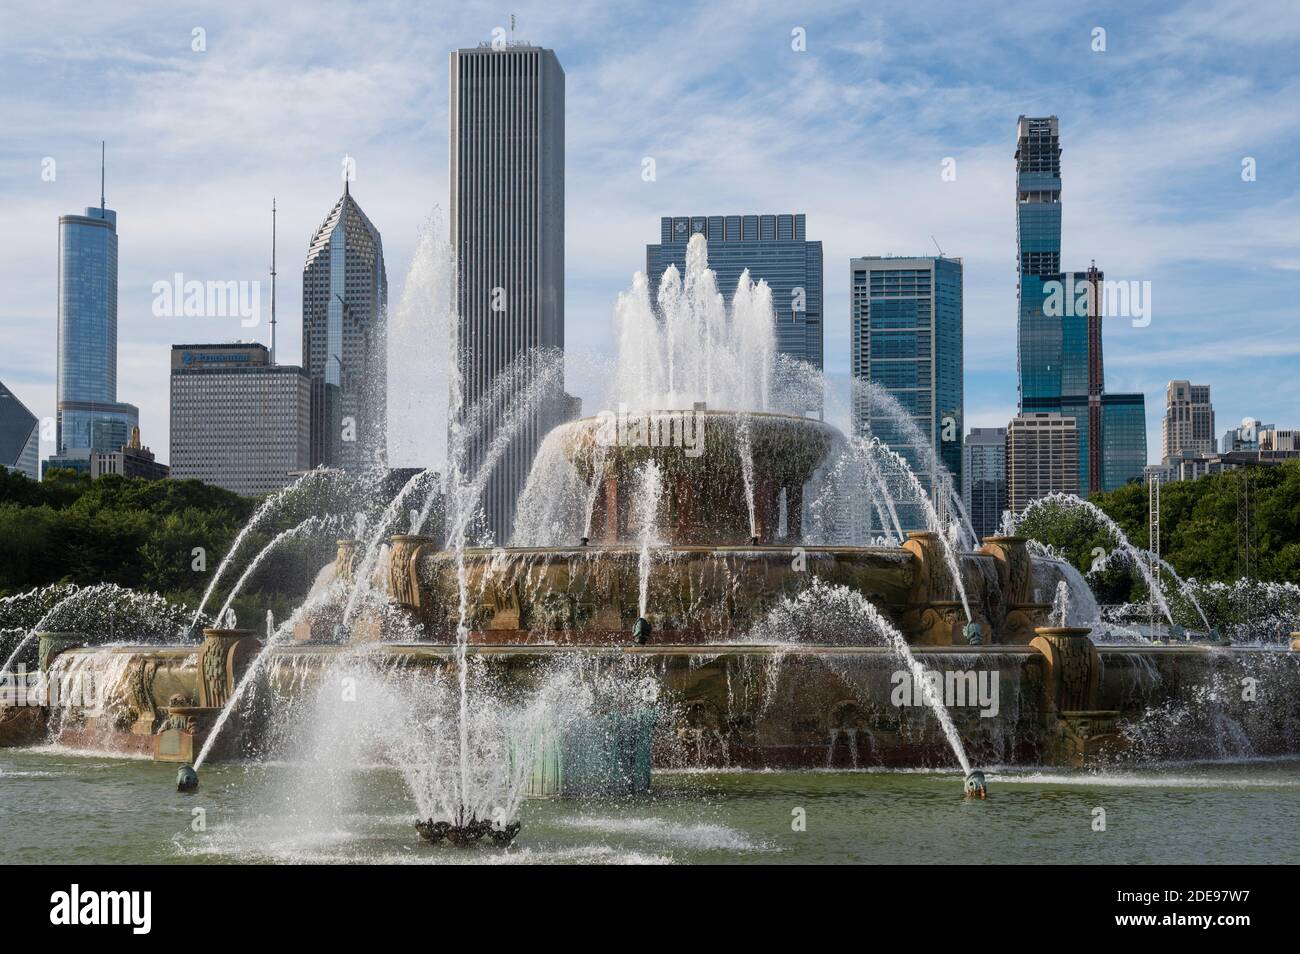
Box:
2;0;1298;467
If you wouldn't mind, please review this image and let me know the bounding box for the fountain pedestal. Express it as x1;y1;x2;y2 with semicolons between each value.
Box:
152;629;261;763
1030;626;1120;765
153;705;217;763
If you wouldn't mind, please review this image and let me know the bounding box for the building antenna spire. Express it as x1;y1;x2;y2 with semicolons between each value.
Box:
100;140;106;215
270;197;278;364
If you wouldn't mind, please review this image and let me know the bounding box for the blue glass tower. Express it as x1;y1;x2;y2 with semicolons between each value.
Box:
851;255;964;526
1016;116;1064;411
1015;116;1145;494
647;215;823;375
57;203;138;456
1100;393;1147;490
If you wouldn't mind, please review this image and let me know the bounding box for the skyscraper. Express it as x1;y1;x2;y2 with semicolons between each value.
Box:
1100;392;1147;489
1162;380;1215;462
646;214;823;374
1015;116;1064;414
851;255;964;522
170;343;311;495
0;379;39;480
57;195;138;457
302;184;388;473
450;43;565;541
1006;413;1078;515
963;427;1007;541
1014;116;1145;494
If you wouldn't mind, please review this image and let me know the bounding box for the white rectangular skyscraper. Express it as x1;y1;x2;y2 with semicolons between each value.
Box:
450;43;565;542
1006;412;1079;515
170;344;311;496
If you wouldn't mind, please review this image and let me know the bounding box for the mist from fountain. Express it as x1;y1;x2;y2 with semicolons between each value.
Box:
434;350;571;831
613;235;775;412
749;580;973;775
634;461;663;617
216;516;335;623
736;415;758;540
188;470;342;635
865;439;973;622
193;578;353;770
1;584;193;680
1149;553;1213;634
847;378;977;550
340;467;439;630
1015;493;1175;628
1051;580;1070;627
581;442;610;543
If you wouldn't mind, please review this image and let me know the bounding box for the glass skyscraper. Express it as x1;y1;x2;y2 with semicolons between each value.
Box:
1014;116;1145;495
851;255;964;526
302;184;387;473
0;379;39;479
1100;393;1147;490
57;204;138;456
962;427;1007;541
1015;117;1064;411
646;214;823;377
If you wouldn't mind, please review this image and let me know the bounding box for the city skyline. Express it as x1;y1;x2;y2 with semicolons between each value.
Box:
2;3;1298;469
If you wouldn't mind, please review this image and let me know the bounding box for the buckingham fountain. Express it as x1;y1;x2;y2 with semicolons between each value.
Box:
3;234;1299;847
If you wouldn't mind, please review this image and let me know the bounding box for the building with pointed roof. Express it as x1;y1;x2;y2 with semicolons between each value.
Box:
302;183;388;472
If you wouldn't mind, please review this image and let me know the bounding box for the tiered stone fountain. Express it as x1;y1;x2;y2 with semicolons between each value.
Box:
7;408;1300;775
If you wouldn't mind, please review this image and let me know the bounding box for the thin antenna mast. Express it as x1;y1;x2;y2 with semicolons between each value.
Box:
270;198;278;364
100;141;106;215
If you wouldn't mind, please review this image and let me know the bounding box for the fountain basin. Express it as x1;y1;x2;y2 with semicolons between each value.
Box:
326;533;1091;647
7;640;1300;770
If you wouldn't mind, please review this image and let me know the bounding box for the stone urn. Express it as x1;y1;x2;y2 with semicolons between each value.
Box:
197;628;260;709
1029;626;1100;712
37;632;82;673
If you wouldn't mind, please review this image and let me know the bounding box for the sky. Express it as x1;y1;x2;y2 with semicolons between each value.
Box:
2;0;1298;467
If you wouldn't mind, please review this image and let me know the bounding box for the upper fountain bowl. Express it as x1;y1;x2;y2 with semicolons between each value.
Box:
553;408;838;546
